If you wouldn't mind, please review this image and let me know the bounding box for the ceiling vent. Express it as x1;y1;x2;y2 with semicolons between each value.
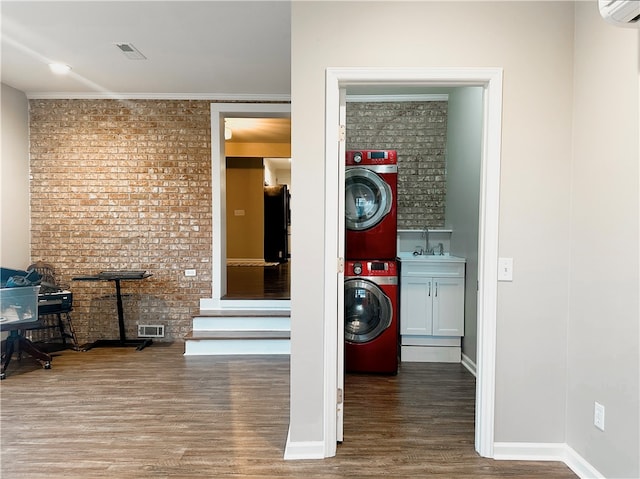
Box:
114;43;147;60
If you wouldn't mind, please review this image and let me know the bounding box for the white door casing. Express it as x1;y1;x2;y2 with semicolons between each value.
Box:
336;88;347;443
205;103;291;311
324;67;503;459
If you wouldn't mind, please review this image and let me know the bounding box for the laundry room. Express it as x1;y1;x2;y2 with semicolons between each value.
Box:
344;86;484;374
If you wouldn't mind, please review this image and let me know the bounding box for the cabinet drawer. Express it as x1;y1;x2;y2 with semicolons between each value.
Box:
400;262;464;277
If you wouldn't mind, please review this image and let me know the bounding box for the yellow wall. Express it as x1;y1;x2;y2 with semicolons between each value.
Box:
226;142;290;158
226;158;264;260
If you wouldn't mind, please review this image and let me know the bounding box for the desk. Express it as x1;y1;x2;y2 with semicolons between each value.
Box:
72;271;153;351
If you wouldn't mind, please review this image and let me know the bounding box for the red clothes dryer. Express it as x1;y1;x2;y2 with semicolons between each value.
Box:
345;150;398;260
344;259;398;374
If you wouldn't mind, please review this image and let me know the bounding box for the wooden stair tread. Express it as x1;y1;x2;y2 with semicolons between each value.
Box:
185;330;290;340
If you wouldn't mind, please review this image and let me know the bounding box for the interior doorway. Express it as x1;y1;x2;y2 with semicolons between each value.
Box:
224;154;291;300
208;103;291;310
321;67;503;458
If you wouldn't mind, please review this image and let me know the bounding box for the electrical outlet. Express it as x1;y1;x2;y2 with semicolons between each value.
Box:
594;401;605;431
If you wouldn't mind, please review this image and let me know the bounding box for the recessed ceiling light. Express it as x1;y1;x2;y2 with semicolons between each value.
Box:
48;63;72;74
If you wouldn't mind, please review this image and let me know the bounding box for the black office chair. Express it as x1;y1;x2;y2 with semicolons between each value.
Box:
1;277;52;380
1;319;52;380
26;261;78;350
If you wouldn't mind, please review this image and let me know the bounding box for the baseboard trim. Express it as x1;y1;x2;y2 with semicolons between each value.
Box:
493;442;605;479
283;428;326;460
461;353;477;377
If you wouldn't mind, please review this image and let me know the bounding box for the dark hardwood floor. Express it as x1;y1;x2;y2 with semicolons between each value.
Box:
0;343;577;478
225;262;290;300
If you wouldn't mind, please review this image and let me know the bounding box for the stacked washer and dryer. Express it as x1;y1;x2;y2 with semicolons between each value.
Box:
344;150;399;374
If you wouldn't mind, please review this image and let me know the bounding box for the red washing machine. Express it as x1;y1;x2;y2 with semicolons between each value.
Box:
344;259;398;374
345;150;398;260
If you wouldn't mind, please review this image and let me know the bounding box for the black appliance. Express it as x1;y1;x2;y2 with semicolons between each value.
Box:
264;185;290;263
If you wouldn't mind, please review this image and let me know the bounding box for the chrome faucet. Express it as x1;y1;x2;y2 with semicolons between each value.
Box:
422;227;432;255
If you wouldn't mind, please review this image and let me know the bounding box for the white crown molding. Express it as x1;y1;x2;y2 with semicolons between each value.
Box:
25;92;291;102
346;93;449;102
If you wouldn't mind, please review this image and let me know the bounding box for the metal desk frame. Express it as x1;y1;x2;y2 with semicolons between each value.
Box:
73;272;153;351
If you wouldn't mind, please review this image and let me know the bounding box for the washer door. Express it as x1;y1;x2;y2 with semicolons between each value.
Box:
345;168;392;231
344;278;392;344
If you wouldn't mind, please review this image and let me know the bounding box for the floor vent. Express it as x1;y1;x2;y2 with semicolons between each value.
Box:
138;324;165;338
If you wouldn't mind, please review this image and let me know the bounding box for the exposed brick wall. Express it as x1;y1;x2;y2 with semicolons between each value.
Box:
29;99;212;343
345;101;448;229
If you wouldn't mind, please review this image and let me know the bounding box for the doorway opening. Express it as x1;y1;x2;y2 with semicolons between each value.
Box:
207;103;291;311
320;68;502;459
223;118;291;300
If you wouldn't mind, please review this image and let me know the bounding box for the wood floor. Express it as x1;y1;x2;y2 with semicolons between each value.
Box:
225;262;290;300
0;343;577;479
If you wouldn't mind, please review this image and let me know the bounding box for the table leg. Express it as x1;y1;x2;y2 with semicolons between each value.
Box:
81;278;152;351
114;279;126;342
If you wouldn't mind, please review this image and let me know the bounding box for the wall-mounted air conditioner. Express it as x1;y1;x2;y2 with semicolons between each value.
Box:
598;0;640;27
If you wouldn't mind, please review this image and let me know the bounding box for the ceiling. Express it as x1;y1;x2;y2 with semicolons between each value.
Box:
1;1;291;98
225;117;290;144
1;1;291;148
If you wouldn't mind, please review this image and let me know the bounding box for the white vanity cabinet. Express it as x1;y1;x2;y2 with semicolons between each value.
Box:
398;255;465;362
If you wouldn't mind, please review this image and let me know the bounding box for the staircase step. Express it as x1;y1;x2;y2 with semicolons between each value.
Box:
184;305;291;356
192;315;290;332
196;308;289;317
184;331;290;356
186;330;290;340
214;299;290;311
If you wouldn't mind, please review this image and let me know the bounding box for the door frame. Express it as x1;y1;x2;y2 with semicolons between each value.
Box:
204;103;291;311
323;67;503;458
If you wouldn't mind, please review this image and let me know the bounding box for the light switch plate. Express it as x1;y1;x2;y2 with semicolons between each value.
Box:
594;402;605;431
498;257;513;281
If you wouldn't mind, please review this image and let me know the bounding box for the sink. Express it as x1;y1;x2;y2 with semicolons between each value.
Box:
396;252;466;263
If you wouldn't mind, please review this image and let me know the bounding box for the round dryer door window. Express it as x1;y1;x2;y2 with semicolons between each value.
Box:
344;278;392;344
345;168;392;231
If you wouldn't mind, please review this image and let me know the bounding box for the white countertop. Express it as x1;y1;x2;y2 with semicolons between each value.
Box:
397;252;466;263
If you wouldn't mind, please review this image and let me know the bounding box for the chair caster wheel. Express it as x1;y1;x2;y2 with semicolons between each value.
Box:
44;362;51;370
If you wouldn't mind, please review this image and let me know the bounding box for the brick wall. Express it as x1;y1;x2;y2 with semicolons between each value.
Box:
345;101;448;229
29;99;212;343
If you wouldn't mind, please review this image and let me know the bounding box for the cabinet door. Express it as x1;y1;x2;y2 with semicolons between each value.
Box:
432;277;465;336
400;276;432;335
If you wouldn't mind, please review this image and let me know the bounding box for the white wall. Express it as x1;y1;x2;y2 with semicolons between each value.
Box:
567;4;639;478
1;83;30;269
291;0;574;449
444;87;483;365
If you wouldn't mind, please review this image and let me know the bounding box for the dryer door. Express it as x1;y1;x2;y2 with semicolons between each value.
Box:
344;278;392;344
345;168;392;231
